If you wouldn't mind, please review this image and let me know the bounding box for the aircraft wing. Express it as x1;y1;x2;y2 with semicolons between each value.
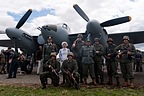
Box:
108;31;144;45
0;39;14;47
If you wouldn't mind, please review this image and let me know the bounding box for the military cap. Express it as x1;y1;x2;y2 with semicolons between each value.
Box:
94;38;99;42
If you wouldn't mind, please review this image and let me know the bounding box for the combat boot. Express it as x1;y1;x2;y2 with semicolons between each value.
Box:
40;78;46;89
116;77;120;86
123;79;128;87
92;79;97;86
100;75;104;85
140;67;143;72
83;78;87;85
130;79;134;88
96;75;99;84
107;77;113;85
75;78;80;90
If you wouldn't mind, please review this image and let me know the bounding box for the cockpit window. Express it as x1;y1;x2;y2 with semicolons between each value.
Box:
57;23;71;33
42;25;57;32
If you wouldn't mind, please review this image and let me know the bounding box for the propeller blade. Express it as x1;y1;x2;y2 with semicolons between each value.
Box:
16;9;32;29
100;16;131;27
73;4;89;22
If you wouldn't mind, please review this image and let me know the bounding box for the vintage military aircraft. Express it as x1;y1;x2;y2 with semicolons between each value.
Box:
0;4;144;73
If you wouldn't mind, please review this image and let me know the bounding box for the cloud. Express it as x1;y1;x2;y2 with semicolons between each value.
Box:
0;0;144;50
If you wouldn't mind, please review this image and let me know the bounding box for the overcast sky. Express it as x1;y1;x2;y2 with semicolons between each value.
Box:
0;0;144;50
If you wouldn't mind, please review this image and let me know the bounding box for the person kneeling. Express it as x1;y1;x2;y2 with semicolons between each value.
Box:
61;52;80;90
40;52;60;89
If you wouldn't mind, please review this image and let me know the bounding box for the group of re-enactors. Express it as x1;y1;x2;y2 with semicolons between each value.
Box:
39;34;136;90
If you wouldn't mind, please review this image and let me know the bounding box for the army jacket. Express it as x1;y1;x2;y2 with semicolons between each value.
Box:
105;44;117;62
44;59;60;73
71;40;84;57
80;45;95;64
93;43;104;62
42;43;58;60
61;59;78;74
115;43;135;63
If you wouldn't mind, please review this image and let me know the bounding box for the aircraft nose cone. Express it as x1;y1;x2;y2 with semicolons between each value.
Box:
5;28;13;38
5;28;20;39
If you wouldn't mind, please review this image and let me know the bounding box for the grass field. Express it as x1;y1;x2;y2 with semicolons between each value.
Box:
0;85;144;96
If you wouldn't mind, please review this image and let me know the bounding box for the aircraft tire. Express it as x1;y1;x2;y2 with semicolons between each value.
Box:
22;60;33;74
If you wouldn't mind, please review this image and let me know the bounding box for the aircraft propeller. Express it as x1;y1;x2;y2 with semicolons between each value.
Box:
5;9;32;53
16;9;32;29
73;4;131;27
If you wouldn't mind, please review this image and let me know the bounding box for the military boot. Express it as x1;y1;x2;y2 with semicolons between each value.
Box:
100;75;104;85
83;78;87;85
130;79;134;88
116;77;120;86
96;75;99;84
75;78;80;90
140;67;143;72
123;79;128;87
107;77;113;85
40;78;46;89
92;79;97;86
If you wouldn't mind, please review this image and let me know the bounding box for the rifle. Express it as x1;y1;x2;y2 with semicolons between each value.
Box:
117;48;135;60
65;68;80;90
48;65;59;77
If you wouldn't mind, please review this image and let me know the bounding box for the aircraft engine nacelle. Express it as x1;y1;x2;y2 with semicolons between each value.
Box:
40;24;71;47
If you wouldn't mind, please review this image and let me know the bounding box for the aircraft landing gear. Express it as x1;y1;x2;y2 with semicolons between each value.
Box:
22;54;34;74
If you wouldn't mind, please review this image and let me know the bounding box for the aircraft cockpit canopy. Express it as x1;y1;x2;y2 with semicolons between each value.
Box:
57;23;71;33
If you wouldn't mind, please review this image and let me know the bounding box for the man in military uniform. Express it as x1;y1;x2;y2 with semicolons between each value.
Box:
93;38;105;84
40;52;60;89
0;49;6;74
134;50;143;72
115;36;135;88
42;36;58;64
80;39;97;85
41;36;58;84
71;34;84;83
105;38;120;86
61;52;80;90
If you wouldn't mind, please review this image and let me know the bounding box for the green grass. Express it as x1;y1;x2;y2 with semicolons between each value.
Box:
0;85;144;96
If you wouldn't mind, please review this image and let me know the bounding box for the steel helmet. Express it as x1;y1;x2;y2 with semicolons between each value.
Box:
123;36;130;40
67;52;74;57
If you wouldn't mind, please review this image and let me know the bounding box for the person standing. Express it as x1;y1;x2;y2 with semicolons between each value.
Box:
7;50;19;78
40;52;60;89
5;47;12;74
115;36;135;88
135;50;143;72
41;36;58;84
0;49;6;74
36;46;43;75
93;38;105;84
80;39;97;85
42;36;58;64
71;34;85;83
105;38;120;86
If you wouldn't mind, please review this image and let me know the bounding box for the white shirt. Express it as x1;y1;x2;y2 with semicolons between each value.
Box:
59;48;70;61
